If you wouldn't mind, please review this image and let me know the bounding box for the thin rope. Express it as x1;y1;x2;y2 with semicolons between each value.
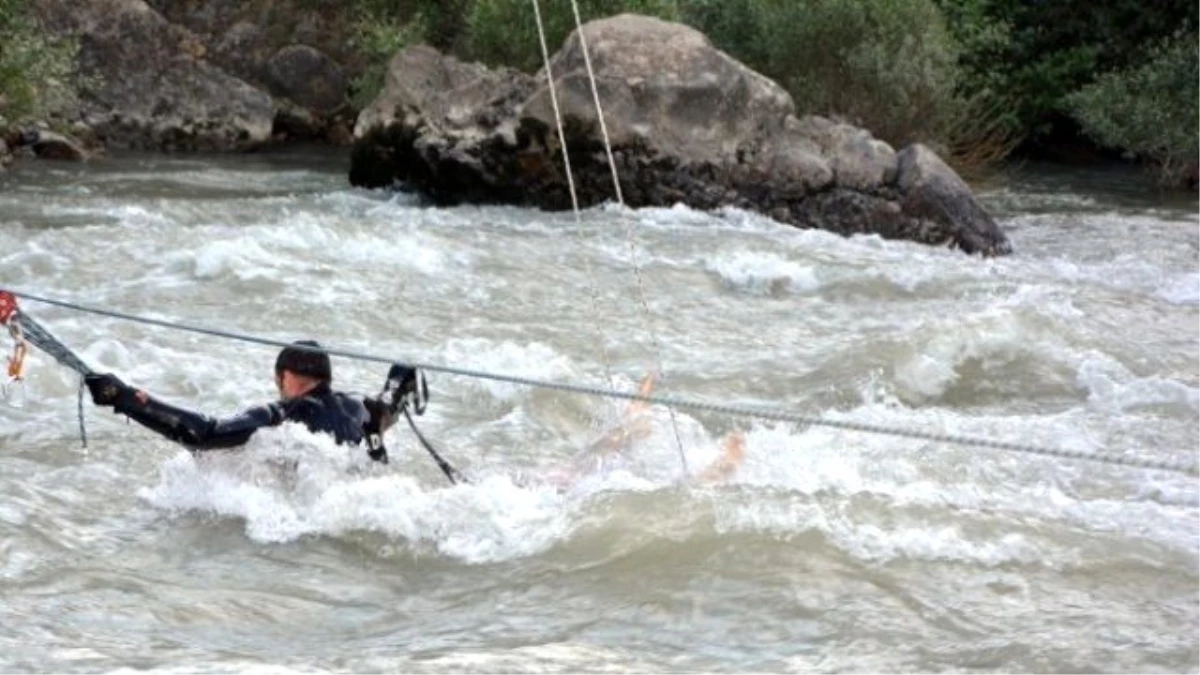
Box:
77;376;88;449
566;0;623;205
530;0;617;393
6;289;1196;477
562;1;690;473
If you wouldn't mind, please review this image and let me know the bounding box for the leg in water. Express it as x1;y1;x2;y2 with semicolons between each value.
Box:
545;372;747;489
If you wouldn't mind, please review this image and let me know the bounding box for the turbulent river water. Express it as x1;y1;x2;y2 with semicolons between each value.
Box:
0;148;1196;673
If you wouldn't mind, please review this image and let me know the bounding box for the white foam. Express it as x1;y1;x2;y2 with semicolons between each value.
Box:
890;306;1067;403
439;337;578;400
136;424;595;562
174;237;281;281
706;397;1198;562
1077;354;1200;414
706;250;821;296
1157;272;1200;305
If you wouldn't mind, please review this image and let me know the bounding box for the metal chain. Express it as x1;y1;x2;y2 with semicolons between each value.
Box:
5;289;1196;477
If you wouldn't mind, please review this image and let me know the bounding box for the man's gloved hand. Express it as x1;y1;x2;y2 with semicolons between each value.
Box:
84;372;130;407
390;365;418;397
387;363;427;415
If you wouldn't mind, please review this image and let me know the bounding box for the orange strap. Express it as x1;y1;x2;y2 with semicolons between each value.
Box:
7;322;27;380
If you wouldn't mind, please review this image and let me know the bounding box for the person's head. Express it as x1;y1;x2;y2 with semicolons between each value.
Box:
274;340;331;399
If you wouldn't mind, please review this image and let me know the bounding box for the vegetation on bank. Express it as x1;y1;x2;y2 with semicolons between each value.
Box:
346;0;1196;187
0;0;79;127
4;0;1196;188
340;0;1200;183
1065;31;1199;187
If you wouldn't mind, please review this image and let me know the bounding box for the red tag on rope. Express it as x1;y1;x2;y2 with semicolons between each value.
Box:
1;292;26;386
0;291;17;325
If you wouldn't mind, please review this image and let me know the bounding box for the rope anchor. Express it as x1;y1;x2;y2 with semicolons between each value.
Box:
1;290;91;445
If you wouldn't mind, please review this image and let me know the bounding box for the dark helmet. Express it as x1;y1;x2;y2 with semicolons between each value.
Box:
275;340;332;382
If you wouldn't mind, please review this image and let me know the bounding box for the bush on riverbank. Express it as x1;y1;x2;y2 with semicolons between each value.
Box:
463;0;679;72
682;0;958;148
933;1;1196;162
349;8;427;111
1065;30;1199;188
0;0;78;125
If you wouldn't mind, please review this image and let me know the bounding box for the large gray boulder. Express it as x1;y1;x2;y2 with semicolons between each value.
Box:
523;14;794;166
350;13;1011;255
896;144;1011;255
350;44;539;201
266;44;348;115
36;0;273;152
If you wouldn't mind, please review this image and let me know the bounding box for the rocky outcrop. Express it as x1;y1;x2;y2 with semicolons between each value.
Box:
6;0;363;159
349;45;540;199
36;0;274;152
350;14;1011;255
37;0;275;152
147;1;359;143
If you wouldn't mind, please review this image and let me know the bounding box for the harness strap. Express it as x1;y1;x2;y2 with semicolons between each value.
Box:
403;406;465;486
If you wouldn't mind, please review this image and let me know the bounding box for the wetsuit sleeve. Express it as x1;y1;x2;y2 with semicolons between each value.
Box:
113;390;284;451
362;396;390;463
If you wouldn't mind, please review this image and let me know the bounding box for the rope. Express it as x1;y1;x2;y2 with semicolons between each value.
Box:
15;312;92;376
404;406;465;485
77;376;88;449
566;0;623;205
530;0;617;393
6;289;1196;477
561;1;690;474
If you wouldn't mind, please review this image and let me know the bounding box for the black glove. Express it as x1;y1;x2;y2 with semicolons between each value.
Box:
381;363;427;416
85;372;131;407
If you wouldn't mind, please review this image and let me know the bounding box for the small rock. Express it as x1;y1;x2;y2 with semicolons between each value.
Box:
30;130;88;161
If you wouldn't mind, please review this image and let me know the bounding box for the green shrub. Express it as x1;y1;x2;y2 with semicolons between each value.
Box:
465;0;680;72
0;0;79;124
348;8;429;110
1066;30;1199;187
934;0;1197;144
681;0;966;150
346;0;477;109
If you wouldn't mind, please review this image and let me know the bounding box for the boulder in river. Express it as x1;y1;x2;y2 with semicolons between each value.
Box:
350;14;1011;256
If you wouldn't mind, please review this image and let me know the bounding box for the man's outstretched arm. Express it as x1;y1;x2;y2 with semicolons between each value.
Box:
86;373;281;450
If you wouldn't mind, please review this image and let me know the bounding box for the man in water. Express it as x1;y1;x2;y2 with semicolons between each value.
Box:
84;340;420;462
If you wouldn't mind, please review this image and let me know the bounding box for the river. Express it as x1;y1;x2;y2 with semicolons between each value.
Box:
0;148;1196;672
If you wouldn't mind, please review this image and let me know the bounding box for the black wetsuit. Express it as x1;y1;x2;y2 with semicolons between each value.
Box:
111;382;372;452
